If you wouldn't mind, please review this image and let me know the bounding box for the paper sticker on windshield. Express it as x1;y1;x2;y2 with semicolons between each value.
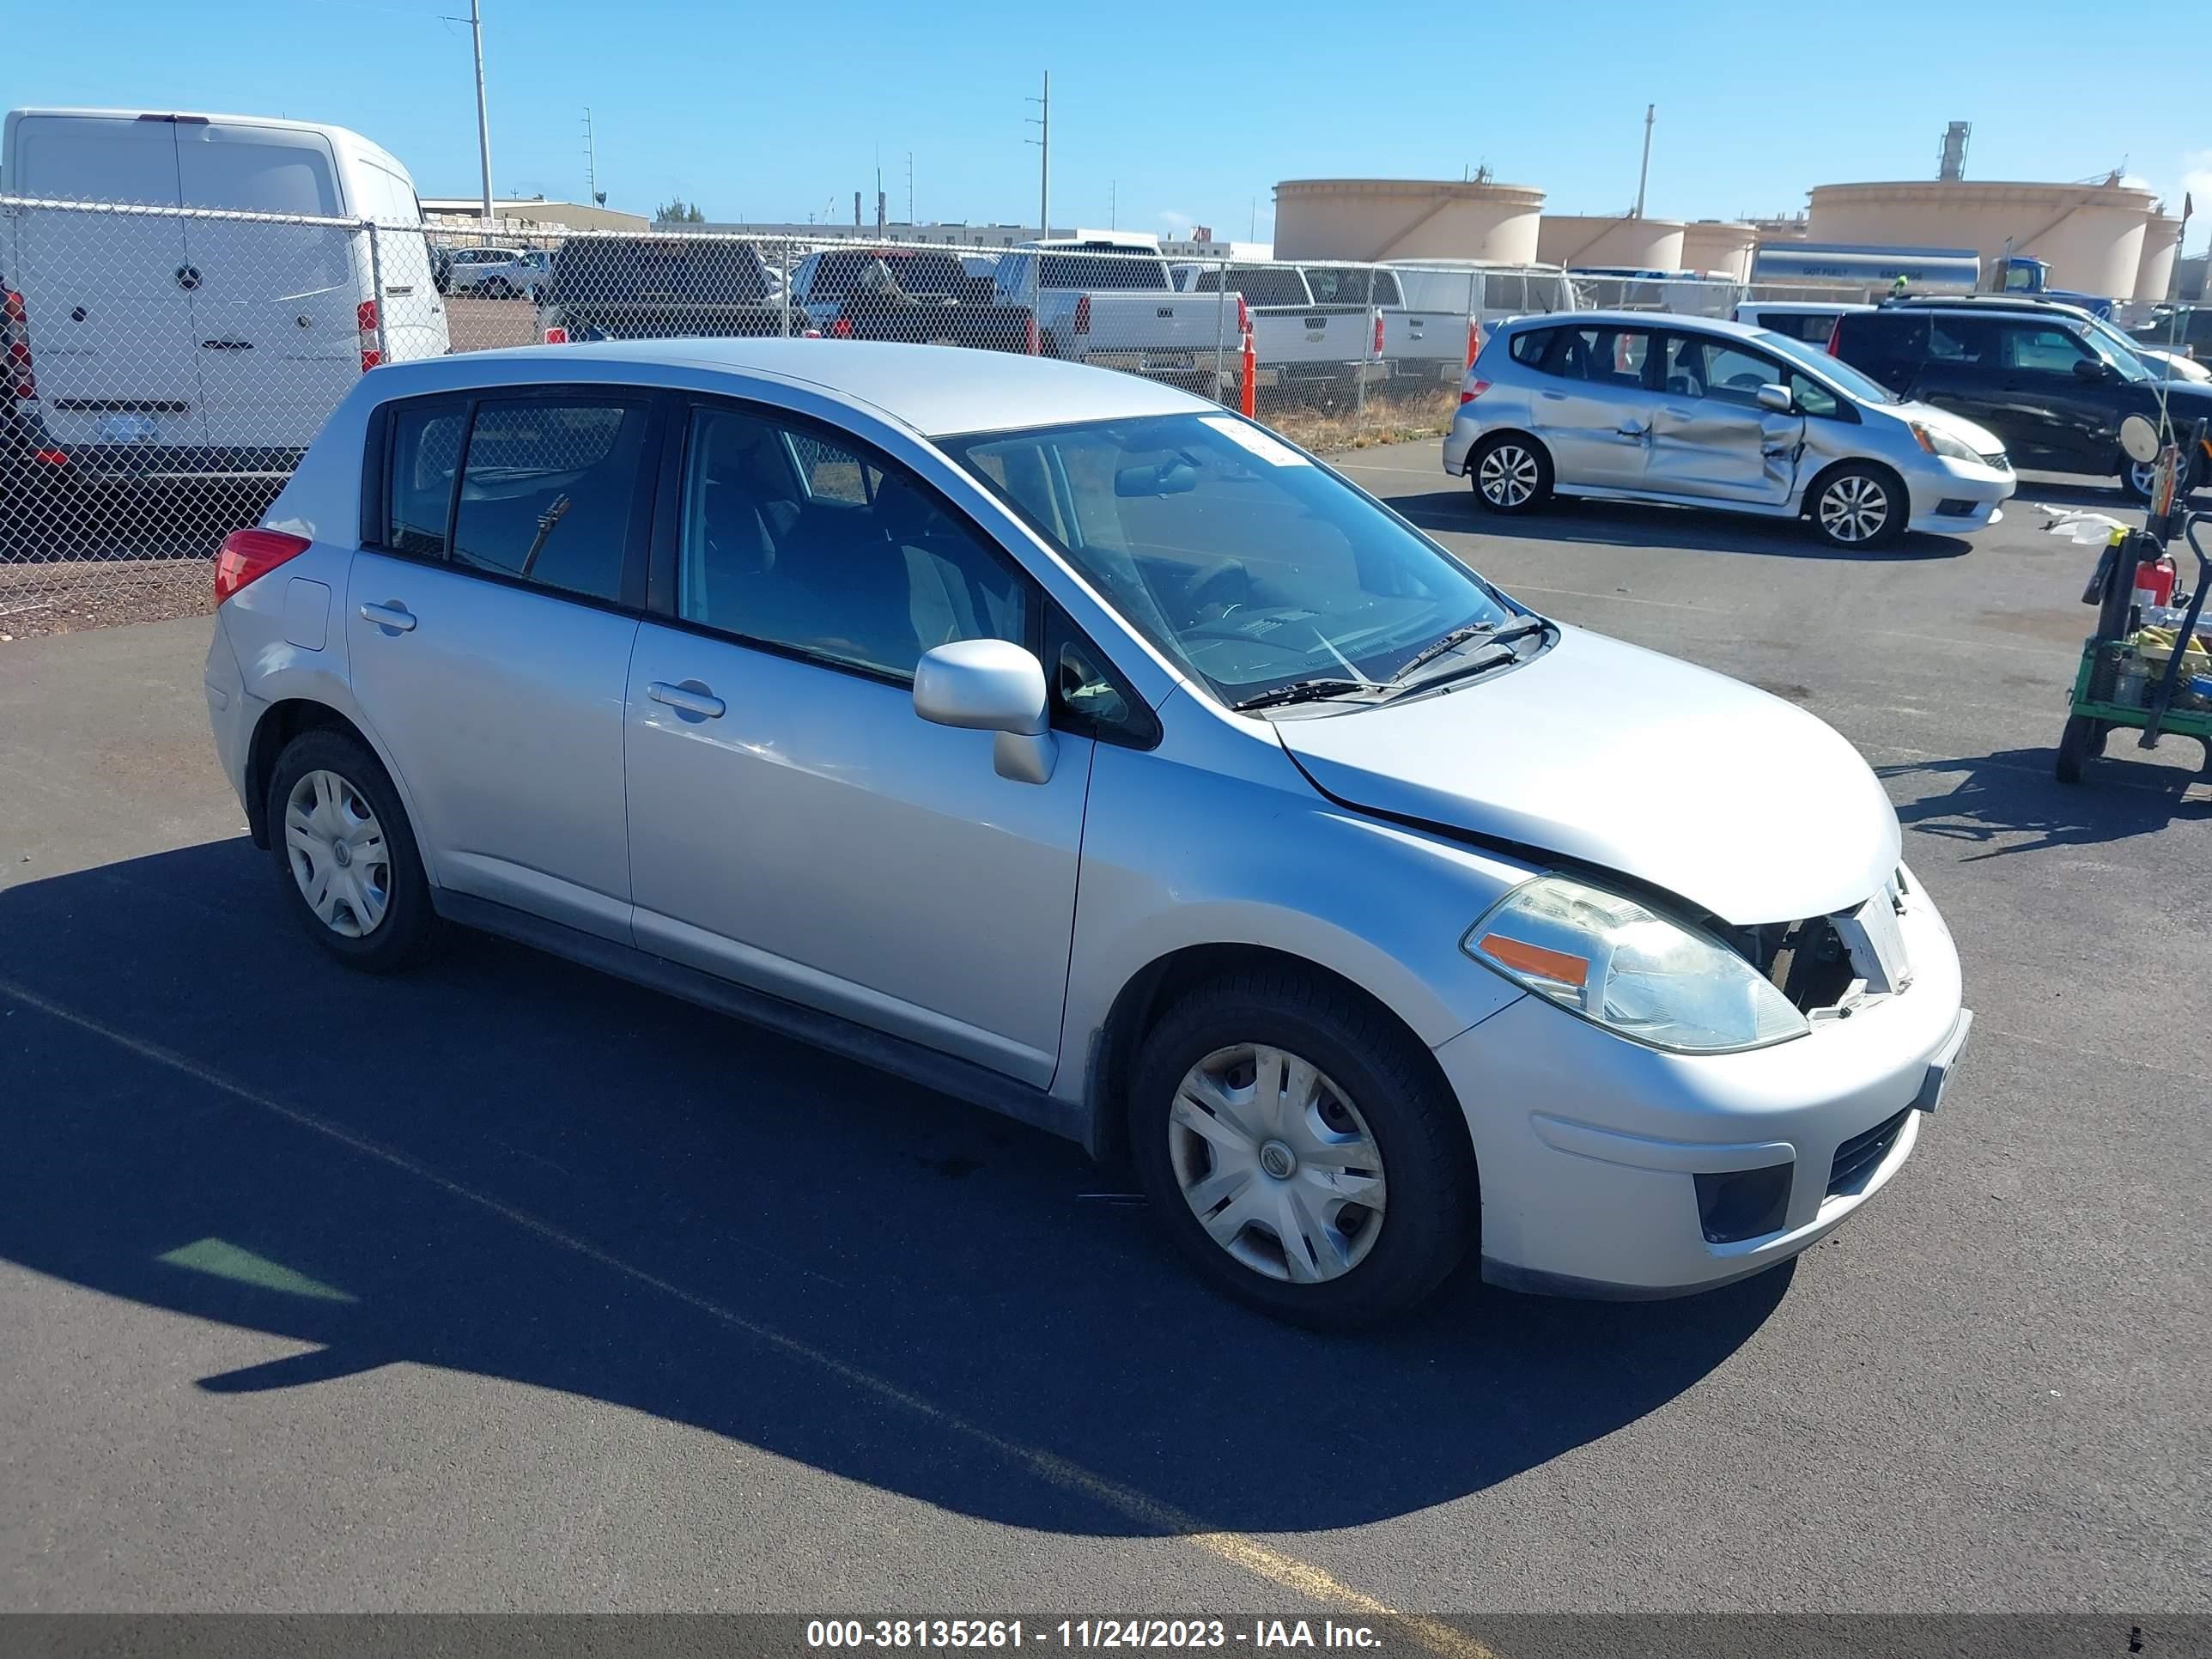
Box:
1200;416;1311;466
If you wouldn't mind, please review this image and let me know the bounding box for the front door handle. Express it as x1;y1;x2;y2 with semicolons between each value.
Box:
358;601;416;632
648;679;726;720
1615;422;1649;436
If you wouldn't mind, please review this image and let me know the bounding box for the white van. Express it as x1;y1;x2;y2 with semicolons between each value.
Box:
1;108;448;484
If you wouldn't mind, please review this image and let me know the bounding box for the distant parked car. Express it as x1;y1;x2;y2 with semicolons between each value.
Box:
445;246;548;301
1830;305;2212;502
537;236;791;343
1732;301;1869;345
1449;311;2014;548
1891;295;2212;386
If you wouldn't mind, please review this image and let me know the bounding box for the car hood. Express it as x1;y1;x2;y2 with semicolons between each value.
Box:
1274;626;1900;927
1890;399;2006;455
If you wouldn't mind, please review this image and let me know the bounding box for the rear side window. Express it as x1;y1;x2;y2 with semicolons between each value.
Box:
447;399;650;603
1508;327;1553;366
1536;325;1653;384
2001;323;2091;372
387;404;468;557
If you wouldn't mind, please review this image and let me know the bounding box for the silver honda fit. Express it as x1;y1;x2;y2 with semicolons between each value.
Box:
204;339;1970;1327
1444;310;2014;549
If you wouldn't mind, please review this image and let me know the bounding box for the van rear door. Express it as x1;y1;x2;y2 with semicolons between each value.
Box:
173;121;356;462
3;112;206;454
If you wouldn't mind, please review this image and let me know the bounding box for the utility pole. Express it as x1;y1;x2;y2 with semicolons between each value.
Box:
470;0;494;222
906;151;915;224
581;106;597;204
1109;179;1116;229
1632;103;1655;220
1026;72;1049;237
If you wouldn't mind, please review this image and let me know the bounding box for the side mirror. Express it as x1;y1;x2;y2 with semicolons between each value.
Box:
2071;356;2109;382
913;639;1057;784
1755;382;1795;414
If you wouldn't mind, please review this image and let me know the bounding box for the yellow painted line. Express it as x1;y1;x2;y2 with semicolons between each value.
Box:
1;975;1495;1659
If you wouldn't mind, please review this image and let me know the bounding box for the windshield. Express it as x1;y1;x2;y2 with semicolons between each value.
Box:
939;414;1522;708
1757;331;1899;404
2078;320;2153;382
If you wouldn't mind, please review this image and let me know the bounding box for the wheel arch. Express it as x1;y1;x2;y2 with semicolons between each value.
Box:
1799;454;1907;522
1085;942;1474;1175
244;699;407;856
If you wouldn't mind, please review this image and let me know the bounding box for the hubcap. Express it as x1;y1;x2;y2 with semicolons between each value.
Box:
2130;461;2158;498
283;769;391;939
1819;474;1890;544
1479;444;1539;507
1167;1043;1387;1285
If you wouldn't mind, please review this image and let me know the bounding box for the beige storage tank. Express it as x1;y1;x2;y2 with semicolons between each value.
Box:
1272;179;1545;264
1536;214;1686;271
1680;221;1758;281
2136;216;2184;302
1806;180;2157;299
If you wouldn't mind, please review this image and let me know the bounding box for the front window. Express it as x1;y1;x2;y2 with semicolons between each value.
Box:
940;414;1524;708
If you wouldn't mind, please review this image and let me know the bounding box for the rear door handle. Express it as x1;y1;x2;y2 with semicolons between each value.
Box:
647;679;726;720
1616;422;1649;436
357;601;416;632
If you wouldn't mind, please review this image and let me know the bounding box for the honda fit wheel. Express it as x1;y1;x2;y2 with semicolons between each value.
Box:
1129;969;1475;1328
1811;465;1902;550
1469;434;1551;515
266;727;439;972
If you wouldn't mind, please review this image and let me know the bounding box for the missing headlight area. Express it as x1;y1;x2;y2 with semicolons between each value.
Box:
1737;890;1915;1018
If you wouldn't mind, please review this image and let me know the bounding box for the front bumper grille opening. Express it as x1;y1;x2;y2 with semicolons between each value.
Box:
1827;1109;1911;1198
1934;497;1980;518
1753;915;1858;1014
1694;1162;1793;1244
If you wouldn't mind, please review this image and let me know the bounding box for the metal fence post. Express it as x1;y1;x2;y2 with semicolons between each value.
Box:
1212;258;1227;407
363;218;389;360
780;240;793;337
1355;265;1370;432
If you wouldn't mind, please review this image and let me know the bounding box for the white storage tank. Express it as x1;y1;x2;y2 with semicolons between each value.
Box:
2136;216;2183;302
1680;221;1758;281
1806;180;2156;299
1273;179;1545;264
1535;215;1686;272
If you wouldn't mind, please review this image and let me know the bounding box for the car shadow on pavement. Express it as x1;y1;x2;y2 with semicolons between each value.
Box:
0;837;1787;1539
1389;491;1975;562
1881;744;2211;859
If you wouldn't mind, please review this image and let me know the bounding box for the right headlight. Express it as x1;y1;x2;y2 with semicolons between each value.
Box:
1462;875;1808;1054
1911;421;1984;464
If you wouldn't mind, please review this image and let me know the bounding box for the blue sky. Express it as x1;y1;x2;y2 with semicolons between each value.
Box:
10;0;2209;251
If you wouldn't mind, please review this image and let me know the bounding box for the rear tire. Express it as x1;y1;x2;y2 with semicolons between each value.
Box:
1468;434;1553;515
1808;463;1905;550
1128;969;1475;1329
265;728;441;973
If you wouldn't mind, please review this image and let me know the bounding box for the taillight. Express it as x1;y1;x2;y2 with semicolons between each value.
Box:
356;299;382;372
541;325;569;343
1825;316;1843;357
1372;310;1385;357
830;316;854;338
1236;295;1251;337
1466;319;1480;369
1024;315;1040;356
3;289;35;401
1460;380;1491;404
213;527;312;605
1073;294;1091;335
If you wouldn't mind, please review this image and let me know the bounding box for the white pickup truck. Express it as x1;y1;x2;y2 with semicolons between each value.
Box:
1171;261;1473;404
994;239;1233;390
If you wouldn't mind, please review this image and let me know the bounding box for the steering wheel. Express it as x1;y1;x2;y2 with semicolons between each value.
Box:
1180;562;1250;624
1725;372;1766;392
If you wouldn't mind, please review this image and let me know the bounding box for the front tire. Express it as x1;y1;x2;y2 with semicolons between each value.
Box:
266;728;440;973
1468;433;1553;515
1128;969;1475;1328
1809;464;1904;550
2055;713;2106;784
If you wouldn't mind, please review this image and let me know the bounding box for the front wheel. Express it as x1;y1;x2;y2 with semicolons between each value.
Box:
1128;970;1475;1328
1809;465;1904;550
2055;713;2107;785
1469;434;1553;515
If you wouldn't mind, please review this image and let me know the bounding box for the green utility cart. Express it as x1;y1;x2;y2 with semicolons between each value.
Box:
2057;511;2212;784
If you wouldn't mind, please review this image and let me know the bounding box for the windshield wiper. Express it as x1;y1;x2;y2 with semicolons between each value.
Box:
1230;678;1375;713
1386;616;1547;685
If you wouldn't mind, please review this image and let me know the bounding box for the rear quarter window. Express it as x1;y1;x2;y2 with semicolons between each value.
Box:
1508;327;1553;366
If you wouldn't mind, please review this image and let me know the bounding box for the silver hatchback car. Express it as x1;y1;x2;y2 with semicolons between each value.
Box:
205;340;1970;1327
1446;311;2015;549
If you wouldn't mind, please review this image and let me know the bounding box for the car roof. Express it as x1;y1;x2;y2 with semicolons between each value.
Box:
1738;301;1869;314
1502;309;1776;341
374;337;1212;437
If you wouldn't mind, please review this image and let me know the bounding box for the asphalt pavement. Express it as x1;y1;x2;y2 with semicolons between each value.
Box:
2;449;2207;1624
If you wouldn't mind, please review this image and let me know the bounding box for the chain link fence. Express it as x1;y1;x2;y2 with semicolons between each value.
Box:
4;194;1843;635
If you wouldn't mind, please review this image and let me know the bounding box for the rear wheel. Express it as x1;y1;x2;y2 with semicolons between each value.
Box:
1128;969;1475;1328
2119;458;2158;505
1809;464;1904;550
266;728;440;972
1469;434;1552;515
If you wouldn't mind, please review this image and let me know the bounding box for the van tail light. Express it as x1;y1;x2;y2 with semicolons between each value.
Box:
1460;380;1491;404
1236;294;1251;337
830;316;854;338
541;325;569;343
1466;318;1480;369
3;289;37;401
1073;294;1091;335
1825;315;1843;357
213;527;312;605
1024;314;1040;355
1372;310;1385;358
356;299;382;371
